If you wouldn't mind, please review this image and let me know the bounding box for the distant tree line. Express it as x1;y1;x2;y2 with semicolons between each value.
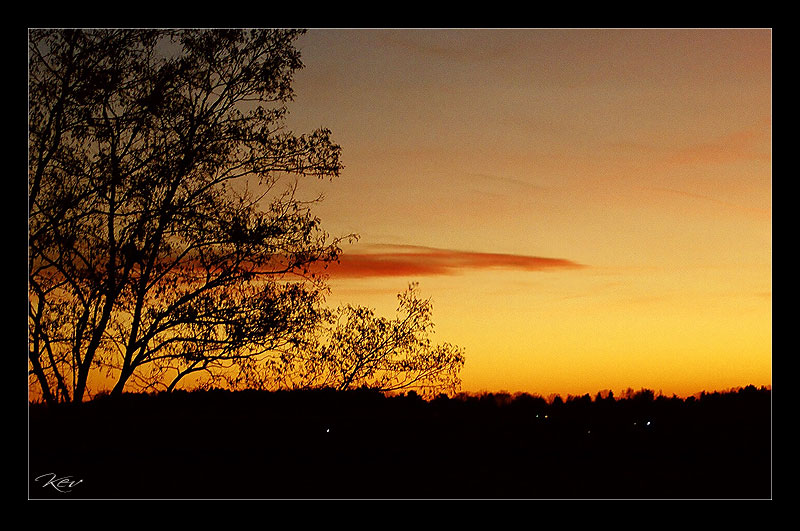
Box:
29;384;771;498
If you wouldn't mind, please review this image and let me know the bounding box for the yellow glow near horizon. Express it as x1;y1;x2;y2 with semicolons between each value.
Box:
325;254;770;398
285;28;771;399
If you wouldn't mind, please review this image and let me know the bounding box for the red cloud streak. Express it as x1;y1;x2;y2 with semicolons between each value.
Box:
320;244;586;279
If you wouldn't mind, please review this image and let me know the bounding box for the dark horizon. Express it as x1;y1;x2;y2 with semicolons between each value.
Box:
27;380;774;406
29;384;772;499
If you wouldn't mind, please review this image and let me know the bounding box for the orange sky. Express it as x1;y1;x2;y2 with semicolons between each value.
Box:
281;28;771;398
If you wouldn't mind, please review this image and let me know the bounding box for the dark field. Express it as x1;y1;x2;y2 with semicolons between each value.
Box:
28;386;771;499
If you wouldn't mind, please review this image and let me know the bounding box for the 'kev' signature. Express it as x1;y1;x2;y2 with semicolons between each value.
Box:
34;472;83;493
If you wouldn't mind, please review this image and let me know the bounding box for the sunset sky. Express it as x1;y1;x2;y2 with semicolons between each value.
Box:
282;28;772;398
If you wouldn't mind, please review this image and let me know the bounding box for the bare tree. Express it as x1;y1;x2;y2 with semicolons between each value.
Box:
28;29;352;405
266;284;466;397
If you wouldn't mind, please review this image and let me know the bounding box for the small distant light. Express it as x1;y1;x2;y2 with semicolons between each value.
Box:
646;421;651;426
544;415;548;419
326;428;330;433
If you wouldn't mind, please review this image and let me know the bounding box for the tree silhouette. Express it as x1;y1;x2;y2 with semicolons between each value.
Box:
28;29;352;405
264;284;466;396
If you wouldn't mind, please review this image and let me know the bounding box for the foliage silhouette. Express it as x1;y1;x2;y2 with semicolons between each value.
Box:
264;283;466;396
29;385;771;499
29;29;353;404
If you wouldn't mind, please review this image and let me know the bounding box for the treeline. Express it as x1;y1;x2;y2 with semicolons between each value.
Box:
28;381;772;409
29;385;771;499
441;383;771;407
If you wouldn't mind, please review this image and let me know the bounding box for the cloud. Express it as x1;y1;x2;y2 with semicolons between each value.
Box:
467;172;551;193
323;244;586;279
642;186;771;217
606;118;771;167
379;30;519;64
665;119;771;166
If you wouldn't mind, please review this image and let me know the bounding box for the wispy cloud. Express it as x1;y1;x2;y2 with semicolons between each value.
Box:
323;244;586;279
467;172;552;193
378;30;520;64
666;119;771;166
642;186;771;217
606;118;771;167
